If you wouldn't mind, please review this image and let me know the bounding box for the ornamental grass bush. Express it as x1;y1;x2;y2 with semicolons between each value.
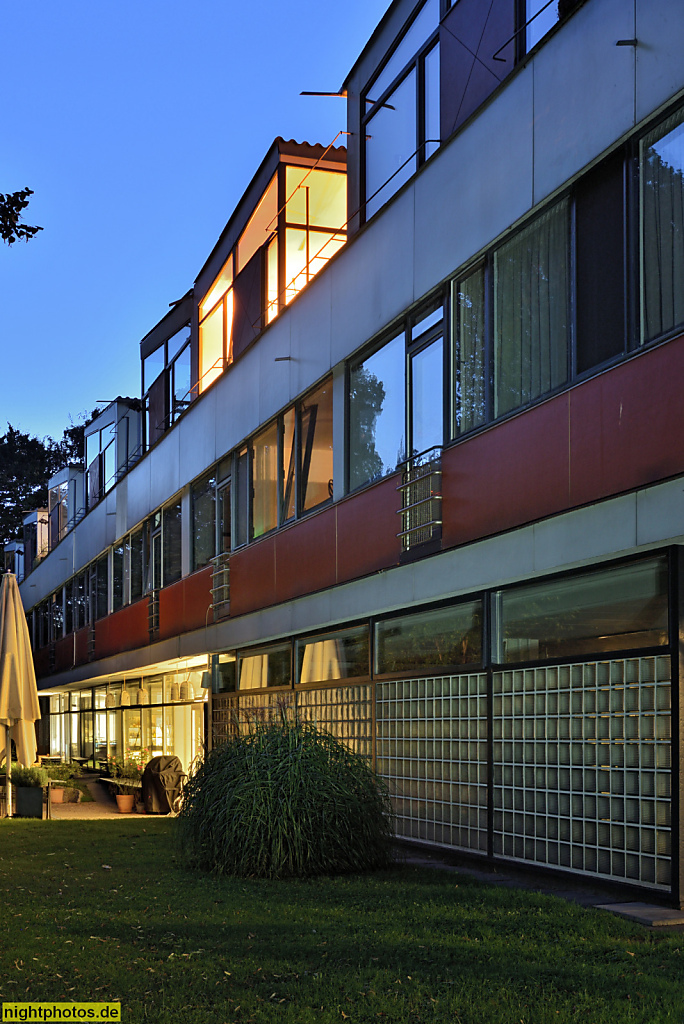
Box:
176;718;394;879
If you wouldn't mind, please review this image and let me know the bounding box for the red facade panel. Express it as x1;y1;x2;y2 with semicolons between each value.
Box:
569;338;684;505
335;474;401;584
442;397;571;547
53;635;74;673
230;536;277;617
33;647;51;680
95;600;150;661
74;627;89;666
158;576;185;642
163;565;215;639
274;506;337;604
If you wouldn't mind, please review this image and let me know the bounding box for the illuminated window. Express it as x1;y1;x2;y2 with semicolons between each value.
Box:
300;378;333;512
252;422;279;538
235;376;335;544
199;257;234;393
237;174;277;273
283;167;346;306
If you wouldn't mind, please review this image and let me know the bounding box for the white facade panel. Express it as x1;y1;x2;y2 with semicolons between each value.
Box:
214;352;260;467
288;269;332;399
532;0;636;205
257;315;294;424
177;381;217;490
636;476;684;548
414;65;534;295
22;532;75;603
636;0;684;124
72;500;111;571
532;493;637;573
148;426;182;511
330;185;415;363
124;444;152;533
436;527;537;599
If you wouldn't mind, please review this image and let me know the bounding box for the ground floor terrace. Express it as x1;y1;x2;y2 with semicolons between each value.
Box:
38;656;208;775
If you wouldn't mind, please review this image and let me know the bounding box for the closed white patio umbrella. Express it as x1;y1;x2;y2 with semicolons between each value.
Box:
0;573;41;817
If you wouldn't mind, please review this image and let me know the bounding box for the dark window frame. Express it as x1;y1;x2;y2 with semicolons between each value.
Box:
361;0;442;223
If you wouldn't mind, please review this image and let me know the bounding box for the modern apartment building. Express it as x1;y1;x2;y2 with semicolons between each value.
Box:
19;0;684;903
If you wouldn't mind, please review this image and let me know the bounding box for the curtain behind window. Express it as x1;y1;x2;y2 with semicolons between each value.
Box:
453;266;486;435
494;200;569;418
641;109;684;341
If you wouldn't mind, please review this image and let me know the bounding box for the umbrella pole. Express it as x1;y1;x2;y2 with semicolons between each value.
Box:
5;726;11;818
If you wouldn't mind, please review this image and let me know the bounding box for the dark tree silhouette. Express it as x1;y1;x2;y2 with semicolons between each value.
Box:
0;188;42;245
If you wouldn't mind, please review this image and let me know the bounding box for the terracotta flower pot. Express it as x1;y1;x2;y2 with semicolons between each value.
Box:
116;793;135;813
50;787;65;803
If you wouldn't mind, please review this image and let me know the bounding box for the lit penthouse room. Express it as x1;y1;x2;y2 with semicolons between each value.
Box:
141;139;347;450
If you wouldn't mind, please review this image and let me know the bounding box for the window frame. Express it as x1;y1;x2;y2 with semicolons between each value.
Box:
361;0;442;222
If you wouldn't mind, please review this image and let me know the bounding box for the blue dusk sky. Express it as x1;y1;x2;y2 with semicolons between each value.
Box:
0;0;389;442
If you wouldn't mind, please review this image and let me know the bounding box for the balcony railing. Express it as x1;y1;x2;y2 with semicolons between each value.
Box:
210;552;231;618
396;446;443;554
148;589;160;640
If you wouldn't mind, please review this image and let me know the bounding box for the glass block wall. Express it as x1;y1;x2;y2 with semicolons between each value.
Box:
211;685;372;758
492;657;672;889
376;674;488;851
211;694;239;747
297;683;373;757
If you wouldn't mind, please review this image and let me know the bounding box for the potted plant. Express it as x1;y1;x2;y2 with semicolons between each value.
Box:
45;762;75;803
12;765;49;818
112;758;144;813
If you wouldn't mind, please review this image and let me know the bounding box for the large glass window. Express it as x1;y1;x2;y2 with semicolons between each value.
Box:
244;376;334;540
216;457;232;554
375;600;483;675
112;543;124;611
199;258;233;394
410;335;443;456
641;107;684;342
525;0;559;50
296;626;369;684
365;70;417;220
363;0;440;219
453;266;486;435
300;379;333;512
283;167;346;306
494;556;669;664
281;408;296;523
234;447;250;548
162;497;182;586
128;527;144;602
238;643;291;690
349;333;406;490
494;199;570;418
90;554;108;622
252;422;279;538
238;175;277;273
192;471;216;569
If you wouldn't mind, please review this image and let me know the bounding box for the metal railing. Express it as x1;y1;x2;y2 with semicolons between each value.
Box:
396;446;443;552
210;552;231;618
148;589;159;639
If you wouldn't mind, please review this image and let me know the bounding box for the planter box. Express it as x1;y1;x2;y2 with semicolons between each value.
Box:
15;787;45;818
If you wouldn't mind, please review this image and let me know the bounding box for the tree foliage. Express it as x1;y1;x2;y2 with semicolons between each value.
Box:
0;414;95;547
0;188;42;245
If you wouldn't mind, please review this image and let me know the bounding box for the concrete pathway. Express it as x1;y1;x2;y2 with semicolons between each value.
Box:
49;779;146;820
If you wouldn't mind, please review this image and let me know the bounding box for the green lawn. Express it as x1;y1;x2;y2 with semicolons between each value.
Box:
0;819;682;1023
